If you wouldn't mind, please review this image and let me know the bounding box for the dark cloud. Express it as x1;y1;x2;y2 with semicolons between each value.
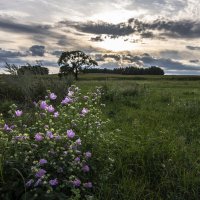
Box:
60;18;200;39
190;59;199;63
0;17;52;35
142;19;200;38
29;45;45;56
60;20;135;36
90;36;104;42
0;49;27;59
51;50;63;57
186;45;200;50
140;31;154;38
95;54;105;62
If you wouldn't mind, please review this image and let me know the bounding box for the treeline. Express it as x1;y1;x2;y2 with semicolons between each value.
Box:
83;66;164;75
4;63;49;75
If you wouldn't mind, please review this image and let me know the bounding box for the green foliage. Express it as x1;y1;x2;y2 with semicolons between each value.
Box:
58;51;98;80
0;86;115;199
17;64;49;75
83;66;164;75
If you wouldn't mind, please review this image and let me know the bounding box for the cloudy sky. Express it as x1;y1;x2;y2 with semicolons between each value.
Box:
0;0;200;74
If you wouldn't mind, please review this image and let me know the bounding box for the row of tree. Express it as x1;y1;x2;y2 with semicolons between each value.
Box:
4;51;165;79
4;63;49;75
83;66;165;75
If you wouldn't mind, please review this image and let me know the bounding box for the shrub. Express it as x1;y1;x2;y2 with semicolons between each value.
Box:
0;85;115;199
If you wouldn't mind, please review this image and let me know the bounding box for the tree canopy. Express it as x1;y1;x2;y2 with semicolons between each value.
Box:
58;51;98;80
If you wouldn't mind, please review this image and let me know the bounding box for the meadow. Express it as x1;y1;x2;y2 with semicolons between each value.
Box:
1;74;200;199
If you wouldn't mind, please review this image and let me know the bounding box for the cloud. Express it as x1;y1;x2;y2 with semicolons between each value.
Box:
103;54;121;61
90;36;104;42
186;45;200;50
29;45;45;56
60;20;135;36
190;59;199;63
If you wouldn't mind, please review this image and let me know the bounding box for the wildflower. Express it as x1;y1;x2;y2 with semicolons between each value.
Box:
35;133;43;141
39;159;48;165
73;179;81;187
61;97;73;105
81;108;89;115
85;151;92;159
15;110;23;117
53;112;59;118
34;179;42;187
35;169;46;178
25;179;34;187
83;96;89;100
82;165;90;172
55;135;61;140
68;91;74;97
40;101;48;110
75;157;80;162
49;178;58;186
3;124;12;132
67;129;75;139
83;182;93;188
15;135;26;141
76;138;81;145
47;105;55;113
49;93;57;100
46;131;54;139
10;125;15;129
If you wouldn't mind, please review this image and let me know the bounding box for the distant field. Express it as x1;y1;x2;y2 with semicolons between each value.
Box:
1;74;200;199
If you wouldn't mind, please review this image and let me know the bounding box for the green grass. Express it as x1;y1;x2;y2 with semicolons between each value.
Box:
1;74;200;199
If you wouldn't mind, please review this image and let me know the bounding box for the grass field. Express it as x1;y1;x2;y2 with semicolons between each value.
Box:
1;74;200;199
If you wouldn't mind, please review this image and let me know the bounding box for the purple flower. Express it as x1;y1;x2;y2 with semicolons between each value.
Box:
76;138;81;146
67;129;75;139
55;135;61;140
46;131;54;139
83;182;93;188
40;101;48;110
47;105;55;113
15;110;23;117
53;112;59;118
3;124;12;132
82;108;89;115
85;151;92;159
75;157;80;162
25;179;34;187
35;169;46;178
73;179;81;187
39;159;47;165
49;178;58;186
15;135;26;141
82;165;90;172
34;179;42;187
49;93;57;100
34;133;43;141
10;125;15;129
61;97;73;105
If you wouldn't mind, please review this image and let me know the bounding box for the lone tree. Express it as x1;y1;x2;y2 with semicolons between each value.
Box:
58;51;98;80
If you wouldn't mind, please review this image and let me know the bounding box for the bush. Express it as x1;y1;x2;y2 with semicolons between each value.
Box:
0;85;115;199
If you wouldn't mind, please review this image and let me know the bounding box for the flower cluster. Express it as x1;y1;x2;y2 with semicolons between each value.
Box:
0;85;110;199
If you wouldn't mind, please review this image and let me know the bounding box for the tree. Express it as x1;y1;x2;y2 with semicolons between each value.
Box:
4;62;19;75
17;63;49;75
58;51;98;80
